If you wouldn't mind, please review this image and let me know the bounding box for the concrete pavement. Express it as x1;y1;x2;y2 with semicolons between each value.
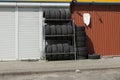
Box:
0;57;120;75
1;69;120;80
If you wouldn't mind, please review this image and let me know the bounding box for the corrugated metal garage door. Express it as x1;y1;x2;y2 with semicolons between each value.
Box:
18;8;41;60
0;7;16;60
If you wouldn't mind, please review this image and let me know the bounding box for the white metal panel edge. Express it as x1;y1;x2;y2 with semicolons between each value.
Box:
0;2;70;7
17;3;40;7
0;2;16;7
40;3;70;7
17;3;70;7
39;8;44;60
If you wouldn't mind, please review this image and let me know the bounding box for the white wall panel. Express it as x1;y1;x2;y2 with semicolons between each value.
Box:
0;8;16;60
18;8;41;60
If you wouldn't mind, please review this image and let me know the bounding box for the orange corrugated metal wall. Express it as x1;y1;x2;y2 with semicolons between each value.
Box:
72;4;120;56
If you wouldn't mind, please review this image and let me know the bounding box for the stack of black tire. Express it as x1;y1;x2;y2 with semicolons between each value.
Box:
75;26;88;59
45;25;73;35
44;8;75;61
45;44;74;60
44;9;71;19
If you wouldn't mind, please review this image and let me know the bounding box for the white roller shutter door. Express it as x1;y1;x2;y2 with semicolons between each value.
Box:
0;7;16;60
0;2;70;61
18;8;41;60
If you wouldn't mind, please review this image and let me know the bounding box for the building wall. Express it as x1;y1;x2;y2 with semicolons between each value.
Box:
72;4;120;56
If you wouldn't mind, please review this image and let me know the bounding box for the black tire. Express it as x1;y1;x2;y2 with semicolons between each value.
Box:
57;54;63;60
75;27;85;31
45;45;52;53
65;9;71;19
77;56;87;60
52;54;57;60
43;10;45;18
61;25;68;35
46;55;51;61
75;31;86;36
49;9;56;19
60;9;66;19
50;25;56;35
55;10;60;19
77;47;87;52
76;42;86;47
67;25;73;35
69;54;75;60
63;54;69;60
69;46;74;52
45;25;50;35
56;25;62;35
51;45;57;53
77;52;88;57
77;47;88;57
44;10;50;19
76;37;86;42
88;54;100;59
63;44;69;53
57;44;63;53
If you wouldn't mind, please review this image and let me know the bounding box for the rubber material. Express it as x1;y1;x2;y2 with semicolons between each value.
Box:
67;25;73;35
57;54;63;60
57;44;63;53
77;56;87;60
65;9;71;19
45;45;47;53
88;54;100;59
76;37;86;42
75;27;85;31
75;31;86;36
43;10;45;18
50;9;56;19
77;47;88;57
44;10;50;19
55;10;60;19
76;42;86;47
60;9;66;19
45;25;50;35
77;52;88;57
56;25;62;35
77;47;87;52
52;54;57;60
63;44;69;53
63;54;69;60
46;55;51;61
51;45;57;53
45;45;52;53
50;25;56;35
69;54;75;60
61;25;68;35
69;46;74;52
